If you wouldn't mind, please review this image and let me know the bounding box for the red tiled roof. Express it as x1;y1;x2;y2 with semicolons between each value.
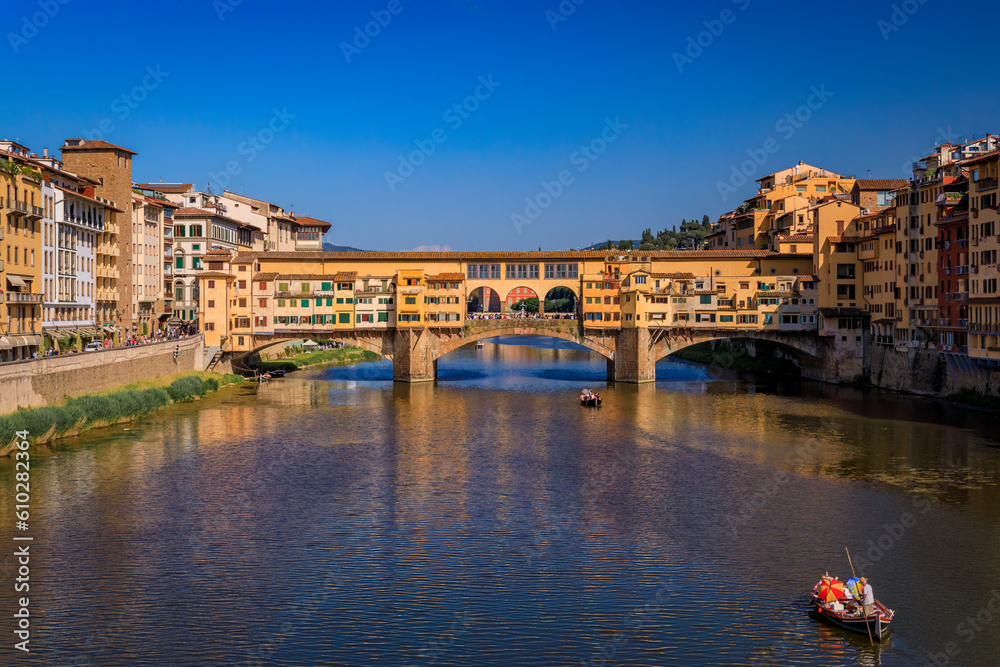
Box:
231;249;797;262
854;179;909;190
291;215;332;231
135;183;192;193
197;272;234;279
780;235;814;243
827;236;862;243
60;139;136;155
651;272;695;279
253;273;278;281
333;271;357;281
427;273;465;281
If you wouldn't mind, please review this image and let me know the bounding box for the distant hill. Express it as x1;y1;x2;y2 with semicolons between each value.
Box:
323;242;368;252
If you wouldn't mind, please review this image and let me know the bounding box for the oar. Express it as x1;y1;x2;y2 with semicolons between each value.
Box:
845;547;874;646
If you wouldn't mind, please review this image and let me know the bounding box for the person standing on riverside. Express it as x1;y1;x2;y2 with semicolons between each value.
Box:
859;577;874;618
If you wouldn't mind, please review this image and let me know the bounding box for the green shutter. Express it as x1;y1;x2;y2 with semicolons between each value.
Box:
339;313;350;323
378;311;388;322
278;282;288;292
301;299;310;308
356;314;361;323
175;257;183;269
322;282;332;291
326;298;333;307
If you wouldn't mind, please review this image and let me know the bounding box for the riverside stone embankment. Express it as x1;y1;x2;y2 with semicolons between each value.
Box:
0;335;204;415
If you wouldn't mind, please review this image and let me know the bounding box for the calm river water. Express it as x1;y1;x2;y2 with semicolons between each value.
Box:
2;336;1000;666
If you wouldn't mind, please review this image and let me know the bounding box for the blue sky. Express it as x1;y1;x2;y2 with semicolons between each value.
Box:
3;0;998;250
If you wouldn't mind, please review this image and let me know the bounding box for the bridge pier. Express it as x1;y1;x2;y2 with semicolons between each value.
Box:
608;328;655;383
393;328;438;382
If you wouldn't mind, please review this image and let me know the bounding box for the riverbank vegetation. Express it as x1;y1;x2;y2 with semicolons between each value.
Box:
947;388;1000;411
0;372;243;455
258;346;381;373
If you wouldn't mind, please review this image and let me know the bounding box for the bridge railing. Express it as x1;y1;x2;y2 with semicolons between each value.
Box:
466;314;578;323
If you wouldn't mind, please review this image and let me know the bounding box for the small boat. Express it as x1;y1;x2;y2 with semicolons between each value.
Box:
268;369;286;377
579;390;602;407
476;341;485;349
809;576;894;641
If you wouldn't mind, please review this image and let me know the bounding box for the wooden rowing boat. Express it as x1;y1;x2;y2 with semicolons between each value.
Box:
809;578;894;641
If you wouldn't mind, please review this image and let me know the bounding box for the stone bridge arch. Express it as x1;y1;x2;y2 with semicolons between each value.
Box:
434;322;615;362
648;328;823;365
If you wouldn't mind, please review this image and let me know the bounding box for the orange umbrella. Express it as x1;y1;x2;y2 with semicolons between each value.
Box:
817;577;846;602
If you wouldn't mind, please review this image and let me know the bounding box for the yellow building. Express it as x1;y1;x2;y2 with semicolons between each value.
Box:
811;199;864;309
396;269;425;327
855;208;899;344
425;273;464;326
965;150;1000;361
1;145;44;360
723;162;855;250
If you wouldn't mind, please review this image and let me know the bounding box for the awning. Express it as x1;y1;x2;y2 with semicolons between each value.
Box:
49;328;76;339
6;275;25;287
0;337;11;351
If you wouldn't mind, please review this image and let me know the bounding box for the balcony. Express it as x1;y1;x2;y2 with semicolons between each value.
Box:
97;289;119;302
11;200;28;215
976;177;998;191
29;205;43;219
96;265;115;278
6;292;43;304
97;245;120;257
959;318;969;328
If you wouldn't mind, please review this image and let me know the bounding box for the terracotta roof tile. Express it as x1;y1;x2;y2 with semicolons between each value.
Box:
60;139;136;155
275;274;345;281
333;271;357;281
779;235;814;243
854;179;909;190
253;273;279;281
290;215;332;231
231;249;789;262
197;271;234;279
427;273;465;281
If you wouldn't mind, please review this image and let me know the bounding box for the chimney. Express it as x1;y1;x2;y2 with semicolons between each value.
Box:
43;147;48;157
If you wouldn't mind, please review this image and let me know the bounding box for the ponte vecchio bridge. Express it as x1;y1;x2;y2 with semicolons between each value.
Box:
198;249;867;383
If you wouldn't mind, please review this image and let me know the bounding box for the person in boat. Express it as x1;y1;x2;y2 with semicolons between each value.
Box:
859;577;874;618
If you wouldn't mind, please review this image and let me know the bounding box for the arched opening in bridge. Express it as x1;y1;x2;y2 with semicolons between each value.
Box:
505;286;539;315
544;287;577;316
468;286;501;313
662;339;803;376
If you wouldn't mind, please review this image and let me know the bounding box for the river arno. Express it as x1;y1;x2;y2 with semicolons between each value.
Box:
2;336;1000;666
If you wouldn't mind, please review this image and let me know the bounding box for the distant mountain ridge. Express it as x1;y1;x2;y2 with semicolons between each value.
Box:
323;242;368;252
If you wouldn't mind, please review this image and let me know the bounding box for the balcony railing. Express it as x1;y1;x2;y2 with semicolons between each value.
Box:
976;177;998;190
12;200;28;214
29;205;43;218
6;292;43;304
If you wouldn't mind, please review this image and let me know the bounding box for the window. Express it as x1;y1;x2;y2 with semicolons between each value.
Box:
836;264;856;279
699;295;712;304
634;275;647;285
301;299;310;308
339;313;350;323
796;185;807;192
405;297;416;304
544;263;579;279
378;311;389;322
208;280;215;289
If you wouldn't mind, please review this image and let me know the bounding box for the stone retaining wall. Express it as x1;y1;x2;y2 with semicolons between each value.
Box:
0;336;204;415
